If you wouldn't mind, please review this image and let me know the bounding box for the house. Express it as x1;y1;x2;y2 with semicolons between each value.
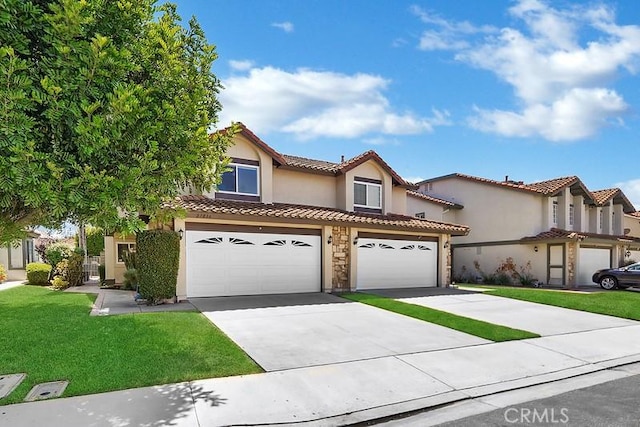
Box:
104;124;470;299
0;232;39;281
413;174;640;287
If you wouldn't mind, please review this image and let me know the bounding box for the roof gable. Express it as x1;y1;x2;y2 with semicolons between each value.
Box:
591;188;636;213
406;190;463;209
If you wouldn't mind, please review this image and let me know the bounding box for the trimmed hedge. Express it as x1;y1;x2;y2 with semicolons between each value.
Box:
137;230;180;304
26;262;52;285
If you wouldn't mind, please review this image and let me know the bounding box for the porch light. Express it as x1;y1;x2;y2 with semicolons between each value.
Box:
443;240;449;249
353;236;359;245
534;246;538;253
327;235;333;245
626;250;631;258
177;229;184;240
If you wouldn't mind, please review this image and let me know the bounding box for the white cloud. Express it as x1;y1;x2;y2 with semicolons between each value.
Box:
219;66;449;139
272;21;294;33
615;179;640;210
228;59;255;71
415;0;640;141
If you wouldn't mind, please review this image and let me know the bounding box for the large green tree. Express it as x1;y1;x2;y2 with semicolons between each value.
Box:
0;0;231;243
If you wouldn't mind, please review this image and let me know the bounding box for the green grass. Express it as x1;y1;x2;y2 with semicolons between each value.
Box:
0;286;261;405
474;285;640;320
341;292;539;342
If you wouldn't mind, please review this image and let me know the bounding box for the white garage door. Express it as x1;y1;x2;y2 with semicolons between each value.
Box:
357;238;438;289
186;230;321;297
578;247;611;285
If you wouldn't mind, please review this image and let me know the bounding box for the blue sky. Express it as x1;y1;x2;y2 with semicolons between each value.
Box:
173;0;640;207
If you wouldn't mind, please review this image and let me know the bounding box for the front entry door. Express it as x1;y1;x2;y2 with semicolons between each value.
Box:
547;244;565;286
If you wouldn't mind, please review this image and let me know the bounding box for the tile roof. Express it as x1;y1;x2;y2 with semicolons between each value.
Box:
225;123;416;188
628;211;640;218
419;173;544;194
525;176;580;194
170;196;470;235
521;228;640;243
406;190;463;209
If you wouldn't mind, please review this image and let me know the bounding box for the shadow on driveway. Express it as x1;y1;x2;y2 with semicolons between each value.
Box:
364;287;479;299
190;292;350;312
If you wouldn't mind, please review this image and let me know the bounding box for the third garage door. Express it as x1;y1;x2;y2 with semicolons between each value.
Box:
356;237;437;290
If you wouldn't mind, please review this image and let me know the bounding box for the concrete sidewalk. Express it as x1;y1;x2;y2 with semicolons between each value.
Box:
0;280;25;292
3;323;640;426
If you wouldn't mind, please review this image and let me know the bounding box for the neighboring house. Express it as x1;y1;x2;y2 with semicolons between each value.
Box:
104;124;469;299
0;232;39;281
414;174;639;287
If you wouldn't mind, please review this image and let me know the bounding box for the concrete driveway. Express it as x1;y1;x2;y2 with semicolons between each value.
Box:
378;291;637;336
191;293;488;371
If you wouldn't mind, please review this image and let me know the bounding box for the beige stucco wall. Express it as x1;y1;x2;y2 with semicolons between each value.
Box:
624;214;640;238
104;233;136;285
273;168;337;207
453;243;548;285
423;179;542;243
204;134;274;203
392;187;407;215
406;195;447;221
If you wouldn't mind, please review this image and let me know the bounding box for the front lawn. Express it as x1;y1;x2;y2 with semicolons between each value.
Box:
0;286;261;405
342;292;539;341
476;286;640;320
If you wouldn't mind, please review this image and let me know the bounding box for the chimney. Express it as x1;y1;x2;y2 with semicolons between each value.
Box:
341;155;345;162
505;175;509;183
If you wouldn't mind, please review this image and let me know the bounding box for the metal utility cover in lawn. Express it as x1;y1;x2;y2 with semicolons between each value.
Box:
24;381;68;402
0;373;26;399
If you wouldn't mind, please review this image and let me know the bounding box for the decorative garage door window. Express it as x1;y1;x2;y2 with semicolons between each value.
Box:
359;242;431;250
195;237;315;248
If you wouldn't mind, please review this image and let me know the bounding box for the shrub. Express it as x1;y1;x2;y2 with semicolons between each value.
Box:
99;264;106;284
86;227;105;256
123;268;139;290
26;262;52;285
45;242;73;267
0;264;6;282
122;250;137;270
34;237;56;263
137;230;180;304
50;276;69;290
66;253;84;287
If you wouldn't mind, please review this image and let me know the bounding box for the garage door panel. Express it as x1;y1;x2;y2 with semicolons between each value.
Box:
357;238;437;290
578;248;611;285
186;230;321;297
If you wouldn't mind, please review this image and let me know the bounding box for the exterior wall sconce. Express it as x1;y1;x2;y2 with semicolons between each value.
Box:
534;246;538;252
327;235;333;245
353;236;359;245
626;250;631;258
443;240;449;249
177;229;184;240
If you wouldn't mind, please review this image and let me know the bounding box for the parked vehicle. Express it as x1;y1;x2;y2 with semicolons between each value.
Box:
592;262;640;290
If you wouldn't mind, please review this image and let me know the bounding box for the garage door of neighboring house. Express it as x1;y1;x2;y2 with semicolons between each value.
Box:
186;228;321;297
356;235;438;289
578;247;611;286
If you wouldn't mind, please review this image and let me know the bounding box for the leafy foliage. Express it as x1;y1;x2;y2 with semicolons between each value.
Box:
122;268;139;291
85;226;104;256
34;236;57;264
0;263;6;282
0;0;232;243
50;275;69;290
136;230;180;304
26;262;52;285
45;242;73;267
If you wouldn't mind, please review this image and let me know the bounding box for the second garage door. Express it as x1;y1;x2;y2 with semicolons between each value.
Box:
577;247;611;285
186;229;321;297
356;237;438;289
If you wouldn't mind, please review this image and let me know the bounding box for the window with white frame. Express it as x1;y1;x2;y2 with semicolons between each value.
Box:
354;179;381;209
569;204;574;226
219;163;259;196
552;200;558;224
117;243;136;263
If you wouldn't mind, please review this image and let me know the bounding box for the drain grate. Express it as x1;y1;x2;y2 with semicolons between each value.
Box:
24;381;68;402
0;373;26;399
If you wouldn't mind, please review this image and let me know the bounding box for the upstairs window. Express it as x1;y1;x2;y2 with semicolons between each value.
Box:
569;204;574;226
552;200;558;224
219;163;259;196
354;178;381;210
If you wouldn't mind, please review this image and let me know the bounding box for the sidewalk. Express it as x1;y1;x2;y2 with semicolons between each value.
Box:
0;280;25;292
3;323;640;426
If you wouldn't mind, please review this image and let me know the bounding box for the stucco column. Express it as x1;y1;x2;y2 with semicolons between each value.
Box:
104;235;115;283
567;241;577;289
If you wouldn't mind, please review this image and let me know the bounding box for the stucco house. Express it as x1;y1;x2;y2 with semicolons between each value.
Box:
412;174;640;288
104;124;469;299
0;232;39;281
